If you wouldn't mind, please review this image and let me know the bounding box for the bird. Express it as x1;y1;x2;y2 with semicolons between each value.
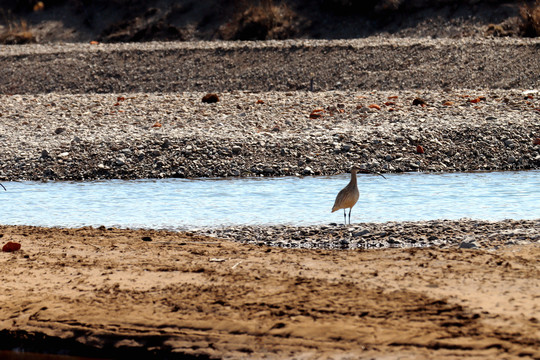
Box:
332;166;386;225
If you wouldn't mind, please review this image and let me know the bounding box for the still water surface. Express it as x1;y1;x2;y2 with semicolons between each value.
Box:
1;171;539;230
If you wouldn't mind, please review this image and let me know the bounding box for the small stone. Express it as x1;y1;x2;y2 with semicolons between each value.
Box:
232;146;242;155
54;127;66;134
341;144;352;152
504;139;515;148
202;93;219;103
412;98;427;106
2;241;21;252
353;229;370;237
459;241;478;249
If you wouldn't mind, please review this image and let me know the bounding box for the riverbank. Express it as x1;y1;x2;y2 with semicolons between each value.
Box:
0;88;539;181
0;224;538;359
0;37;539;358
1;39;539;181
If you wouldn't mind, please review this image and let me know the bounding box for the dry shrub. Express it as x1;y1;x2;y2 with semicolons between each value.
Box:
222;0;299;40
0;9;35;44
519;0;540;37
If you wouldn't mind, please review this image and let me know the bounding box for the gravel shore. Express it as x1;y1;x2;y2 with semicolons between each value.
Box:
0;89;539;181
201;219;540;250
1;39;539;182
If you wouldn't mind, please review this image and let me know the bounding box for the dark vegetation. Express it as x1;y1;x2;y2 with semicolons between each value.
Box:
0;0;538;44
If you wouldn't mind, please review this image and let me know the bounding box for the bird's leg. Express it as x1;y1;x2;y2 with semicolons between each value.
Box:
348;208;352;225
343;209;346;225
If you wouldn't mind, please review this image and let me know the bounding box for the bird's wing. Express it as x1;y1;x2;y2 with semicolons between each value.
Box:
331;188;347;212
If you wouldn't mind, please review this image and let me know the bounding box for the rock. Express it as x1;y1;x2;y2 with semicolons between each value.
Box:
302;167;313;175
341;144;352;152
412;98;427;106
459;240;478;249
353;229;370;237
202;93;219;103
503;139;515;148
2;241;21;252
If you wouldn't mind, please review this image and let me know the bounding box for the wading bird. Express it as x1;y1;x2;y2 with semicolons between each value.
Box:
332;166;386;225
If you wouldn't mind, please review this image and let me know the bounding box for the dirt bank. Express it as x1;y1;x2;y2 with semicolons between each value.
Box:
0;225;538;359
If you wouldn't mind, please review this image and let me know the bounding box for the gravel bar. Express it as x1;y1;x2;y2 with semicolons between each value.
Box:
200;219;540;250
0;89;539;181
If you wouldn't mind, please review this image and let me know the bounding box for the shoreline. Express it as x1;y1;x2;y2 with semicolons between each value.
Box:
0;224;538;359
0;38;539;358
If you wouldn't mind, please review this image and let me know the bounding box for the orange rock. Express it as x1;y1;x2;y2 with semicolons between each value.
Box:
33;1;44;11
387;96;398;99
309;109;324;119
152;122;162;128
256;99;264;104
443;101;453;106
416;145;425;154
90;40;99;45
533;138;540;145
384;101;395;106
468;96;486;104
2;242;21;252
368;104;381;110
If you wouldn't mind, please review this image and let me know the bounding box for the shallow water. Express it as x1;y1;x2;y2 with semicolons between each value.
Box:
1;171;539;230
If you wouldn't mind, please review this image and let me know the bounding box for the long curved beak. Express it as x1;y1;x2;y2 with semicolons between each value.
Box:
356;168;387;179
372;171;387;180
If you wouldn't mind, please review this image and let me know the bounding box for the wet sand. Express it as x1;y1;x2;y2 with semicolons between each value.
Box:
0;225;539;359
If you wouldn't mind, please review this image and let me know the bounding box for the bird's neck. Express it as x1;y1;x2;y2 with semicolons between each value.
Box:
350;171;357;185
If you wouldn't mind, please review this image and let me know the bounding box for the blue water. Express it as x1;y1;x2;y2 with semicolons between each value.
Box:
0;171;539;230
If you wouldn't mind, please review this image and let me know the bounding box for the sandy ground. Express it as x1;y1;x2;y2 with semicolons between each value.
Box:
0;225;539;359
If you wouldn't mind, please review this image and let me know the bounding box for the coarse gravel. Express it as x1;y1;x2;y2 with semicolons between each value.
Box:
0;89;539;181
201;219;540;250
0;38;539;94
